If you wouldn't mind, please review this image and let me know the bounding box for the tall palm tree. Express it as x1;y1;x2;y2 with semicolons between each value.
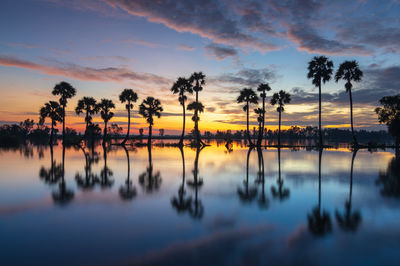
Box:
97;99;115;145
189;72;206;147
307;56;334;146
75;97;98;138
335;61;363;146
237;88;258;146
270;90;291;147
171;77;193;146
257;83;271;146
139;97;163;146
52;81;76;143
39;101;63;144
119;89;138;145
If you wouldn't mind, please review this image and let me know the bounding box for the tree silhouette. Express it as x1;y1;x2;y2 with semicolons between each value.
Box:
52;81;76;144
375;95;400;154
270;90;291;147
189;72;207;147
237;88;258;146
171;147;192;214
75;145;98;190
171;77;193;147
307;56;334;146
271;147;290;201
139;97;163;146
335;149;362;231
52;146;74;205
139;146;162;193
100;145;114;188
307;149;332;236
256;148;269;209
257;83;271;147
335;61;363;146
97;99;115;145
75;97;98;139
39;101;63;144
119;145;136;200
39;144;62;184
187;146;204;219
238;148;258;203
119;89;138;145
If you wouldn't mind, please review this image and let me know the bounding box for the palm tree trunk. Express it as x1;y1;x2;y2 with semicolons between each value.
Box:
348;87;357;145
349;149;357;207
278;147;281;184
278;110;281;147
148;124;152;146
85;110;89;139
124;145;130;185
179;101;185;146
246;102;253;146
258;96;265;147
103;121;107;145
123;105;131;145
318;148;323;214
50;121;54;144
62;105;66;143
246;148;252;195
50;144;54;180
318;83;323;147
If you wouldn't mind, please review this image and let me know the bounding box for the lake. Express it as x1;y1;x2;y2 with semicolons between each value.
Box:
1;141;400;265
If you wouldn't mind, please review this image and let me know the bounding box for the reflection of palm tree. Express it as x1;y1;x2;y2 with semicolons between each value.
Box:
139;146;162;193
255;148;268;209
336;149;362;231
187;146;204;218
171;147;192;213
100;145;114;188
52;146;74;204
75;145;98;190
238;148;258;203
119;145;136;200
271;147;290;201
376;154;400;198
39;144;62;184
308;149;332;236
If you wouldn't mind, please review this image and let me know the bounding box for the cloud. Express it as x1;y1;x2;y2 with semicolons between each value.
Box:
0;55;171;86
204;43;238;60
122;38;164;48
82;55;134;63
7;42;39;49
176;45;195;51
212;67;277;87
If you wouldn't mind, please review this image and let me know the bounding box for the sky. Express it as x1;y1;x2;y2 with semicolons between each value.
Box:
0;0;400;134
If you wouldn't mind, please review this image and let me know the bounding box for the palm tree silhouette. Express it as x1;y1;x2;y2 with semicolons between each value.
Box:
335;61;363;146
52;81;76;144
171;77;193;147
119;89;138;145
97;99;115;145
39;144;63;184
119;145;136;200
187;146;204;219
271;147;290;201
139;97;163;146
100;145;114;188
270;90;291;147
188;72;207;147
75;97;98;139
238;148;258;203
307;56;334;146
75;145;98;190
256;148;269;209
257;83;271;147
335;149;362;231
307;149;332;236
39;101;63;144
171;147;192;214
237;88;258;146
139;146;162;193
52;146;74;205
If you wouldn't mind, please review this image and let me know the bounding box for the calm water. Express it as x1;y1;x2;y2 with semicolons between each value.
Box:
1;141;400;266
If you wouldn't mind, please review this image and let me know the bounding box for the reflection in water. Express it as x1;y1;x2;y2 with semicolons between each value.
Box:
255;148;269;209
39;144;62;184
119;145;137;200
52;145;74;205
271;147;290;201
187;146;204;219
100;145;114;188
335;149;362;231
237;148;257;204
308;149;332;236
139;146;162;193
75;145;98;190
171;147;192;214
377;154;400;198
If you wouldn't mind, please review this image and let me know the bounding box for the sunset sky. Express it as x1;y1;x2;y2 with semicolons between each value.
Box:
1;0;400;134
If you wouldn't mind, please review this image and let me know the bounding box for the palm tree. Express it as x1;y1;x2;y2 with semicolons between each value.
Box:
39;101;63;144
189;72;206;147
97;99;115;145
237;88;258;146
257;83;271;146
139;97;163;146
119;89;138;145
335;61;363;146
171;77;193;146
119;145;136;200
52;81;76;143
75;97;98;138
270;90;291;147
307;56;334;146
